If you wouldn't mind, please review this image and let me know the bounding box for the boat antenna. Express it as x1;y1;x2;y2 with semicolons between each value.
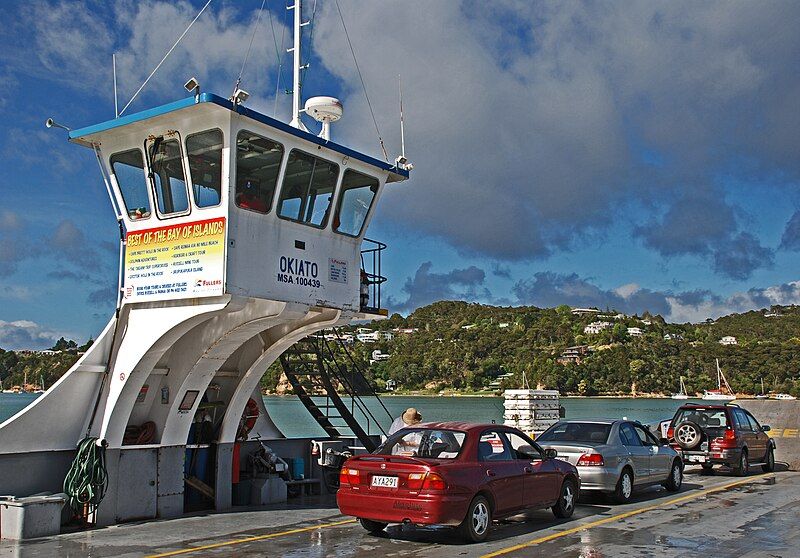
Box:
395;74;412;170
399;75;405;158
232;0;267;99
288;0;308;131
113;53;118;118
119;0;213;116
334;0;388;161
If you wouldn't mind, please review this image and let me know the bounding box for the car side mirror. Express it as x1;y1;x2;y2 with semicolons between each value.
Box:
660;437;670;446
544;448;558;459
762;425;771;432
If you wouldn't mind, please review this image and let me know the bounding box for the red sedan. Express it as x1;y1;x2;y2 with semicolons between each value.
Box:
337;422;580;542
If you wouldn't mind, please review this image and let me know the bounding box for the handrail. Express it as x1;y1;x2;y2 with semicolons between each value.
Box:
333;328;393;422
360;237;386;312
317;337;388;437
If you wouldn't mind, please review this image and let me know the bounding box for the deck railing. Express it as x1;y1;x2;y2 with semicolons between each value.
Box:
360;238;387;314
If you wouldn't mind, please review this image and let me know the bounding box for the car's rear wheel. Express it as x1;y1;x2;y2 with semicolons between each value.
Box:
458;495;491;543
552;478;577;518
613;468;634;504
358;518;388;534
732;449;749;477
762;446;775;473
663;460;683;492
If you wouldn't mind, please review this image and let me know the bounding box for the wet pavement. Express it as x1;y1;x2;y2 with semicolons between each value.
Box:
1;467;798;557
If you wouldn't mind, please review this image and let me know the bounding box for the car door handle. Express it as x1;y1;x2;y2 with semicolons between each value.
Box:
486;469;496;477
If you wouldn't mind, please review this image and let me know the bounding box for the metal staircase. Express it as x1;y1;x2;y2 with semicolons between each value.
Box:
279;332;393;451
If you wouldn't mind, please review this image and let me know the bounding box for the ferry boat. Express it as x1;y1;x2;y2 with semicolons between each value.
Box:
0;0;408;528
702;359;736;401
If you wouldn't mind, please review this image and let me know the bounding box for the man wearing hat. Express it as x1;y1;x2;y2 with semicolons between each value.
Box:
389;407;422;435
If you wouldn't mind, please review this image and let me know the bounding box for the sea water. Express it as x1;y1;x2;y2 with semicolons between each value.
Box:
0;393;701;438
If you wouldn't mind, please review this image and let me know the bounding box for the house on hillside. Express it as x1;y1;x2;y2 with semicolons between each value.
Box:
393;327;419;335
719;336;738;346
571;308;600;316
627;327;644;337
370;350;391;364
584;321;612;335
557;345;593;365
664;333;684;341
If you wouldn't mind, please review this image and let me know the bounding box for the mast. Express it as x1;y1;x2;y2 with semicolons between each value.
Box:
289;0;308;131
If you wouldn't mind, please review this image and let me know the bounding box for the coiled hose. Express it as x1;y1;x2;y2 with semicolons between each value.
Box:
63;437;108;517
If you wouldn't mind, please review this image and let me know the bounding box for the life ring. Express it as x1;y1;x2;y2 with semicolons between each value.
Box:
241;398;260;434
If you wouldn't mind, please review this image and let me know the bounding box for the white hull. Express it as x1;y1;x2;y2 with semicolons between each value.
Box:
774;394;797;400
702;391;736;401
671;394;689;400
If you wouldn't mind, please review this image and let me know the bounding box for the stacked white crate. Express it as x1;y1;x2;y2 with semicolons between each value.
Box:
503;389;560;437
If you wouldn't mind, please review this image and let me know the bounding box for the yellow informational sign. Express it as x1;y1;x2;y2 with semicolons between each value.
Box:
123;217;225;303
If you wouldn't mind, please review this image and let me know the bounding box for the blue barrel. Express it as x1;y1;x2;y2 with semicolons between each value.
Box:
291;457;304;480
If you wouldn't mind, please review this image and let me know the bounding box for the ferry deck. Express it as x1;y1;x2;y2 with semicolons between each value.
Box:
1;467;796;557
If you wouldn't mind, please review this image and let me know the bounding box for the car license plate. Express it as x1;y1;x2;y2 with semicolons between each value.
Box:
687;455;706;463
371;475;398;488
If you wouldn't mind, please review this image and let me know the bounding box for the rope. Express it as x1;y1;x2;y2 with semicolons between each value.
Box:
232;0;268;97
63;437;108;517
334;0;389;161
119;0;213;115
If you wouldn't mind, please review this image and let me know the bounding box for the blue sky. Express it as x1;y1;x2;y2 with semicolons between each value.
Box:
1;0;799;349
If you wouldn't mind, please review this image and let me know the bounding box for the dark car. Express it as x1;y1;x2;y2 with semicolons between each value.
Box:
336;422;579;542
667;403;776;475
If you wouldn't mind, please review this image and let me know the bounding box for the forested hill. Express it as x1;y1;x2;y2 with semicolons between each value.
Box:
2;304;799;397
340;302;800;397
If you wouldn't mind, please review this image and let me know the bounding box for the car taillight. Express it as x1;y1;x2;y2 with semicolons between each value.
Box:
713;429;738;448
339;467;360;486
667;427;674;440
577;453;605;467
422;472;447;491
407;472;425;490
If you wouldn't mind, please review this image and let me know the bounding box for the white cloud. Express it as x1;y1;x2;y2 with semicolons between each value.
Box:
666;281;800;323
0;319;63;350
309;1;799;272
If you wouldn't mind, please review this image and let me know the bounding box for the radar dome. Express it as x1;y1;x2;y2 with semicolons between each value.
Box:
304;96;343;123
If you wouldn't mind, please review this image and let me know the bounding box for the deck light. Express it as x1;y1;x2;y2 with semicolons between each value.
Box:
45;118;71;132
184;77;200;96
232;88;250;105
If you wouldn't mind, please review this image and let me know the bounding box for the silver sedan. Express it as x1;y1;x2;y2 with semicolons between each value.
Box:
536;419;683;503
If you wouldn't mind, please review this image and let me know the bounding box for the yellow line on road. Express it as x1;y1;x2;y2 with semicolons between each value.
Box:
145;518;357;557
481;473;772;558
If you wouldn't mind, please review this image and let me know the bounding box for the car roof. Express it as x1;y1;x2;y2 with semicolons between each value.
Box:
553;418;620;425
678;404;733;410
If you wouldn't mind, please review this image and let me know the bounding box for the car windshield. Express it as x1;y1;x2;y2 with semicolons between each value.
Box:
376;429;466;459
672;408;728;428
537;422;612;444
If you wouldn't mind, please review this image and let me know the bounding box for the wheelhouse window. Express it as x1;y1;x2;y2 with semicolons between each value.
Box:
333;170;379;237
186;129;223;208
277;150;338;228
146;136;190;216
235;130;284;214
110;149;151;220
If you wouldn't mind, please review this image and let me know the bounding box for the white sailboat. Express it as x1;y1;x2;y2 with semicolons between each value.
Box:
702;359;736;401
774;393;797;400
671;376;689;399
755;378;768;399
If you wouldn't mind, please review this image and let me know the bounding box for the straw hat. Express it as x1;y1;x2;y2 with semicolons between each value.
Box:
402;408;422;425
